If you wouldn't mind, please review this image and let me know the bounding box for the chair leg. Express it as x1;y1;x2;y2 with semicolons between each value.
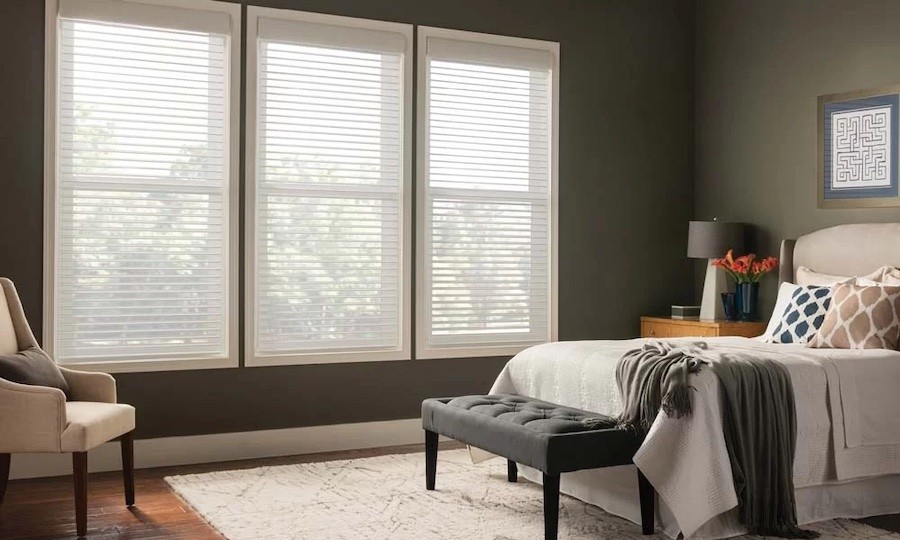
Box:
0;453;10;505
120;431;135;506
543;473;560;540
507;460;518;482
637;468;655;535
73;452;88;538
425;430;438;491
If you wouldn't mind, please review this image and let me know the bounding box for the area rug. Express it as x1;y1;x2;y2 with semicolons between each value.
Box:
166;449;900;540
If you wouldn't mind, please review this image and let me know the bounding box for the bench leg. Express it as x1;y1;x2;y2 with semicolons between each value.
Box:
543;473;560;540
425;430;438;491
507;460;517;482
637;468;655;535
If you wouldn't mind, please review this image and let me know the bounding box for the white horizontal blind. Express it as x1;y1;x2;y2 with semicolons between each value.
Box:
420;32;556;355
53;10;232;363
252;14;408;358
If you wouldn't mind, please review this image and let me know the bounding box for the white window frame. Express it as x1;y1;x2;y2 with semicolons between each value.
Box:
43;0;242;373
415;26;559;360
245;6;413;367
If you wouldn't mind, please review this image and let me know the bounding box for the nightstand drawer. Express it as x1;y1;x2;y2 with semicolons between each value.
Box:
641;320;716;338
640;317;766;339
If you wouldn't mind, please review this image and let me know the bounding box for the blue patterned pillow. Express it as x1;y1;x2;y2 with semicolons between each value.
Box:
767;286;833;344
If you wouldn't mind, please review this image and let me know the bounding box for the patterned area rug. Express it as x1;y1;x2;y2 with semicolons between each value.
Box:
166;449;900;540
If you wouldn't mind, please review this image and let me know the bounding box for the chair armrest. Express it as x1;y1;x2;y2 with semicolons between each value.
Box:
60;367;117;403
0;377;67;453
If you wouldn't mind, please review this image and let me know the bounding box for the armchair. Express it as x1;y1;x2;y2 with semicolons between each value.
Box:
0;278;135;538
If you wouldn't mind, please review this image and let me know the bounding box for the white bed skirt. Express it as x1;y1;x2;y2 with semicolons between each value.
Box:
517;464;900;539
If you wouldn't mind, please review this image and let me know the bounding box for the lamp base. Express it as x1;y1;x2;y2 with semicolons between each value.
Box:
700;260;726;321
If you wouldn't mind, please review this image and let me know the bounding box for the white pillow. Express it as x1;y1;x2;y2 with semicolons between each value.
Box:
879;267;900;286
795;265;884;286
764;284;832;344
763;282;801;339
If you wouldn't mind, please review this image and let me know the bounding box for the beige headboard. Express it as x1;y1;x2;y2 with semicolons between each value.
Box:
779;223;900;284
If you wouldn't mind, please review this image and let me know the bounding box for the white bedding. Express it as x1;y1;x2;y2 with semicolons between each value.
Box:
485;336;900;539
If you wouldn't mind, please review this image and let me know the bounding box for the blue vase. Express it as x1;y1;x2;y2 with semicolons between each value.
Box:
720;292;739;321
735;282;759;322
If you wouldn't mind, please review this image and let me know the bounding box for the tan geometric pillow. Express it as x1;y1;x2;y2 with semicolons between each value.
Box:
807;283;900;350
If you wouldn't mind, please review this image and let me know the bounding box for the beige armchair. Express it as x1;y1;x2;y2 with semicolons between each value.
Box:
0;278;135;538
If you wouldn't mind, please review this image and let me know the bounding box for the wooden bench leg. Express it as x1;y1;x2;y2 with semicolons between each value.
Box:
543;473;560;540
507;460;517;482
637;468;655;535
425;430;438;491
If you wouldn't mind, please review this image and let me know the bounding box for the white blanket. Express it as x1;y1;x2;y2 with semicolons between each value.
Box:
487;337;900;538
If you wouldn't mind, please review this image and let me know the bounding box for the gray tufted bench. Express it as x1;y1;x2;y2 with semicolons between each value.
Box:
422;394;654;540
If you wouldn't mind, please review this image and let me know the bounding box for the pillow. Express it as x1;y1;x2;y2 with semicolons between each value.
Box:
880;267;900;286
0;346;70;398
763;282;804;338
795;266;883;286
807;283;900;350
765;285;832;344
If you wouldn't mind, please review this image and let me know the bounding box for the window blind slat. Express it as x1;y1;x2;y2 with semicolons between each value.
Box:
54;15;231;363
254;26;407;358
422;34;554;354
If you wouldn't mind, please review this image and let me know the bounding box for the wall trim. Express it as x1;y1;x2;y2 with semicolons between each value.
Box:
10;417;425;480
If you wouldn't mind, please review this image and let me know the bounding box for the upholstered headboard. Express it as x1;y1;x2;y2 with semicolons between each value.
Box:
779;223;900;284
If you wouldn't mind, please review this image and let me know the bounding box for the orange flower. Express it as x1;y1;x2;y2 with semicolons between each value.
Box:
711;250;778;283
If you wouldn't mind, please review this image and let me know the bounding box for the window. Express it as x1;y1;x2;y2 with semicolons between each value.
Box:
246;8;412;365
417;27;558;358
45;0;240;371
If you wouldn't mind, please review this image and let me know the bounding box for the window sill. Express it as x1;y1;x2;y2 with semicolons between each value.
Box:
246;349;410;367
56;356;238;374
415;342;547;360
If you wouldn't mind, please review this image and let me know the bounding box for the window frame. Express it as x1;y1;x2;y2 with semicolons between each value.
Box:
244;6;413;367
415;26;559;360
43;0;242;373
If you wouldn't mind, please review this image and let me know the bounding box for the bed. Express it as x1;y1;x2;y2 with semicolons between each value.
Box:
483;223;900;539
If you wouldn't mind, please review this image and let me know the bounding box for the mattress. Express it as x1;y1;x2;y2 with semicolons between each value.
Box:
484;336;900;539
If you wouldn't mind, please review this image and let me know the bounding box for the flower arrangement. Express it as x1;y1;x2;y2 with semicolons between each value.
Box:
711;250;778;283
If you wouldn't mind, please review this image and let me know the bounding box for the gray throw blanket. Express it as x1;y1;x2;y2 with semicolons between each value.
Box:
616;341;817;539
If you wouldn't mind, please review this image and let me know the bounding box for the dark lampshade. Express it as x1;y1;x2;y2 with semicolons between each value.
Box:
687;220;745;259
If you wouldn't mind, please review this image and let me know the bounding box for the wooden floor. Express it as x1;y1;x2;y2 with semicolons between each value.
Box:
0;442;463;540
1;440;897;539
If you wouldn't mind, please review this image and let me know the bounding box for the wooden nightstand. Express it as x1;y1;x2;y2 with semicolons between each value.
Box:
640;316;766;339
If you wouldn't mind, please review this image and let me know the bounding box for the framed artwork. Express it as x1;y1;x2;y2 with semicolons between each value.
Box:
818;86;900;208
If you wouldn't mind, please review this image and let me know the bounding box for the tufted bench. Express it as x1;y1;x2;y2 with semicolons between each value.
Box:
422;394;653;540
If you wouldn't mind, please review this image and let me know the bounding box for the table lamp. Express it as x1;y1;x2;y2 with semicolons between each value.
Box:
687;220;745;320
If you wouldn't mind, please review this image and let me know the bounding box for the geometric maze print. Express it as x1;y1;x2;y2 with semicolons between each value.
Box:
832;107;892;189
768;285;832;344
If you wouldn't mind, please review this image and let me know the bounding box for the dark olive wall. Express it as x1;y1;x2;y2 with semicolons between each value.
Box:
695;0;900;312
0;0;695;439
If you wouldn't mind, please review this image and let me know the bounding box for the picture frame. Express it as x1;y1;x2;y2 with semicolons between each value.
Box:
818;86;900;208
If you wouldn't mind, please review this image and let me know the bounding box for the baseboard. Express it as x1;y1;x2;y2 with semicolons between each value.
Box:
9;417;426;480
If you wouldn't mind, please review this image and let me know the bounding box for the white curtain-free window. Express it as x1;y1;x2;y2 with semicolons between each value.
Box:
46;0;240;370
246;8;412;365
417;28;558;359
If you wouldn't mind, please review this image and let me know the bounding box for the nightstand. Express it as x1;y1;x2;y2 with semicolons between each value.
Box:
640;316;766;339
